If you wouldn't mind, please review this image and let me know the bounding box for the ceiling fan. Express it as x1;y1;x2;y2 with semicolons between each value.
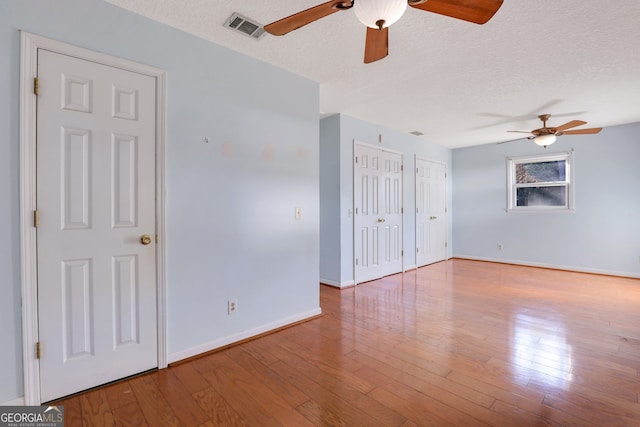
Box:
505;114;602;147
263;0;504;63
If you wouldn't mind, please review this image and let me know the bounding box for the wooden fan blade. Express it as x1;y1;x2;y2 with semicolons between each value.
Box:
559;127;602;135
409;0;503;25
364;27;388;64
507;131;533;134
264;1;351;36
554;119;587;132
497;136;534;145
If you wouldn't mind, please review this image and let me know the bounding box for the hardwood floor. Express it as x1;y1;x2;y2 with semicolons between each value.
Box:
53;259;640;426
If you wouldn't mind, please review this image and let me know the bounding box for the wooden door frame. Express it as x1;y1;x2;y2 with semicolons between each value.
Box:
414;156;448;267
19;32;167;405
352;140;404;285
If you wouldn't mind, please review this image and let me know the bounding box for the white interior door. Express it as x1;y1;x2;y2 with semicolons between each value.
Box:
36;49;158;402
354;144;403;284
415;158;447;267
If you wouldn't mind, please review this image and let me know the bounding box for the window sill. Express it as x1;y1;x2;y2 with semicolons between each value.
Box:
506;207;575;214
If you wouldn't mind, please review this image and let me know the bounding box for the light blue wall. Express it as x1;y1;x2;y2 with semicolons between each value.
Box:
1;0;319;403
319;115;342;283
452;122;640;277
319;114;452;286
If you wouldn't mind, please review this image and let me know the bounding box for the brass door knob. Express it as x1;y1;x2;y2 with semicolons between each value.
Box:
377;218;386;223
140;234;152;245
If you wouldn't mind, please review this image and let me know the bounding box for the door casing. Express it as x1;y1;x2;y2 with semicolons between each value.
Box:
19;32;167;405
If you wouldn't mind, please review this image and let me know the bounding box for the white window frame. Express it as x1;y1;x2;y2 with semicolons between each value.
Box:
507;151;574;213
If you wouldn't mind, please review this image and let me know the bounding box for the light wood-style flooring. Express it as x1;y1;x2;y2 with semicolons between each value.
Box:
54;259;640;426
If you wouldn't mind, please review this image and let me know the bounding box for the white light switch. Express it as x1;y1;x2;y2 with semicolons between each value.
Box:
295;207;302;220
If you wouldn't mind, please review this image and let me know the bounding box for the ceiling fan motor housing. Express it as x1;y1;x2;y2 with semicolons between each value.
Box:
532;127;556;137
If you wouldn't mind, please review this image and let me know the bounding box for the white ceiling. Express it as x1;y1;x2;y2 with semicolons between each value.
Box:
106;0;640;148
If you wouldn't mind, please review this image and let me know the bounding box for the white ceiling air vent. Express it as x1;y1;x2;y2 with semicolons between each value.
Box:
225;13;266;40
409;131;424;136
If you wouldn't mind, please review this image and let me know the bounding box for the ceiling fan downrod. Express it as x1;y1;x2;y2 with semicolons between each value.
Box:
539;114;551;129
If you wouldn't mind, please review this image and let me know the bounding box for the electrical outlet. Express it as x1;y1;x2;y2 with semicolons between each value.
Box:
295;207;302;220
228;299;237;315
497;244;503;251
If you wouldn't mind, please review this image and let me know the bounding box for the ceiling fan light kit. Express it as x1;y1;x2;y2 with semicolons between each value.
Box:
354;0;408;29
534;134;557;147
263;0;504;63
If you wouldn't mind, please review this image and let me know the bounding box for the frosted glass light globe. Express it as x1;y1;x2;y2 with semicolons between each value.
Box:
354;0;408;29
534;134;557;147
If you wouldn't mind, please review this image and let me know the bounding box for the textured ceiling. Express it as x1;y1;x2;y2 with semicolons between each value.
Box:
106;0;640;148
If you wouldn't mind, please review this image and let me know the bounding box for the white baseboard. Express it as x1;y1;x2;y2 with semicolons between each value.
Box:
1;396;25;406
320;278;354;289
167;307;322;364
453;255;640;279
404;264;417;271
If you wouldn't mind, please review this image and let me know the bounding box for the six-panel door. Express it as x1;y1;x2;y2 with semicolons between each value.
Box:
36;49;158;402
354;144;403;284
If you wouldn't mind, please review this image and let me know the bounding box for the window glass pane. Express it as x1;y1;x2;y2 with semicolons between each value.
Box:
516;186;566;207
516;160;566;184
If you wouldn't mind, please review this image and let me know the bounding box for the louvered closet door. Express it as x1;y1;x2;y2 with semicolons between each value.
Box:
36;49;157;402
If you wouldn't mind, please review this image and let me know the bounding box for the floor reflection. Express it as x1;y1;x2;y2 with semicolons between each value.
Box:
512;312;574;390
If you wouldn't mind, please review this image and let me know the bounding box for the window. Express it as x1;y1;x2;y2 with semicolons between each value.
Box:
507;152;574;212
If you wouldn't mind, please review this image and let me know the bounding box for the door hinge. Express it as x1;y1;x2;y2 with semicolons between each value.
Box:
355;258;359;266
416;247;419;253
156;234;159;243
401;250;404;257
445;242;448;248
445;207;448;213
33;210;40;228
35;342;41;359
34;77;39;96
355;207;358;214
355;156;358;164
401;165;404;171
401;207;403;214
